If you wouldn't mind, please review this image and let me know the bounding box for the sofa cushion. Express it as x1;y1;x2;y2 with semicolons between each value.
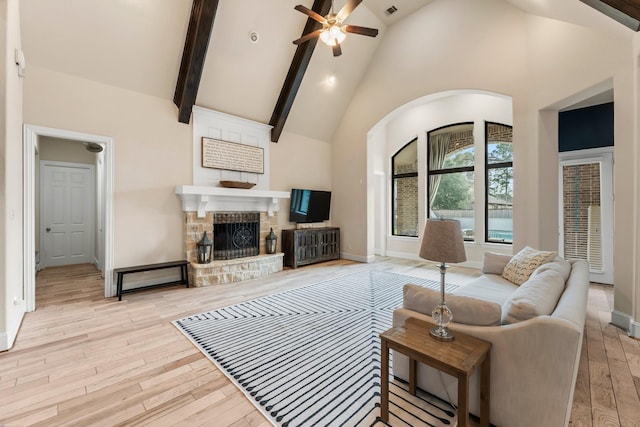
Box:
403;284;502;326
481;252;513;275
452;274;517;306
502;246;557;285
502;269;566;324
530;256;571;282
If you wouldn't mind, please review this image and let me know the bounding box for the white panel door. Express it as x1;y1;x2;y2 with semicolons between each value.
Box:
42;162;95;267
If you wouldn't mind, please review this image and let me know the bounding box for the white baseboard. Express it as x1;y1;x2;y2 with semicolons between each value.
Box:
0;331;8;351
611;309;639;338
385;250;422;261
611;309;629;330
630;320;640;339
35;251;40;271
340;252;374;263
1;300;26;351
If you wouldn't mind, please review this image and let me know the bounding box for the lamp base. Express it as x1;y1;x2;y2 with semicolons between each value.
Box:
430;325;455;341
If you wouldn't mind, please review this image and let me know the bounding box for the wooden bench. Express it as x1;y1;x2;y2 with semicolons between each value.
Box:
114;260;189;301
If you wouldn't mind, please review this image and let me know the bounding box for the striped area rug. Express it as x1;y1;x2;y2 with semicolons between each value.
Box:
173;270;458;426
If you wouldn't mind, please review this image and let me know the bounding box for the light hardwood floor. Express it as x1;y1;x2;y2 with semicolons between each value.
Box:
0;258;638;426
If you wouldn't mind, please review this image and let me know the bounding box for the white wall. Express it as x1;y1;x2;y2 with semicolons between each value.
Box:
270;130;333;231
634;34;640;337
0;0;25;351
39;136;96;164
0;0;7;349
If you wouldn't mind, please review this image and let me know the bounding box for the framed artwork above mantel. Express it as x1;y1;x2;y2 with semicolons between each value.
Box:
201;137;264;174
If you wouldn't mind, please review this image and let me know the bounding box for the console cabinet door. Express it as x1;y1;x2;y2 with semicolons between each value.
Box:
282;228;340;268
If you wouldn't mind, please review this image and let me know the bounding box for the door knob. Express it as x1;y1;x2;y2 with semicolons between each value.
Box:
46;227;51;232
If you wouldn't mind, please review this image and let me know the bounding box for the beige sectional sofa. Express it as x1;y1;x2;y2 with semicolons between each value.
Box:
392;252;590;427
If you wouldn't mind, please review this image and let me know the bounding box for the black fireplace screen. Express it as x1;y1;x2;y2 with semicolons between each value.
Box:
213;212;260;260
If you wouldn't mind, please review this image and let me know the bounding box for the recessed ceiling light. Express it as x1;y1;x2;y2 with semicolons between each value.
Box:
326;74;337;86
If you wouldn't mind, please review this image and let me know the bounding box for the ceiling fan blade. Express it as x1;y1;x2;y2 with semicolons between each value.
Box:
294;5;326;24
336;0;363;21
332;43;342;57
293;29;323;45
344;25;379;37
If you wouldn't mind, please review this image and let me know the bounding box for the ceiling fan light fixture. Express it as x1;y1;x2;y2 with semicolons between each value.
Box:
292;1;378;56
320;28;331;44
330;25;346;42
320;24;346;47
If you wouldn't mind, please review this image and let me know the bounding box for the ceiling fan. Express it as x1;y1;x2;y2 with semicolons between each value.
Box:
293;0;379;57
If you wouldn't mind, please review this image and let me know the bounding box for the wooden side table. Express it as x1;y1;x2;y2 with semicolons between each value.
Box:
379;318;491;427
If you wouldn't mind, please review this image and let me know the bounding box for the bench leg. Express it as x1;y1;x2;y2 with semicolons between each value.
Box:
182;264;189;288
117;273;124;301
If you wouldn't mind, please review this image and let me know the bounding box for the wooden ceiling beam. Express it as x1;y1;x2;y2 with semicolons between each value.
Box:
580;0;640;31
269;0;332;142
174;0;220;124
600;0;640;22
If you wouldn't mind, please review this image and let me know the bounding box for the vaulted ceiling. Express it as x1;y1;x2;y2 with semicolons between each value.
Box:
20;0;633;143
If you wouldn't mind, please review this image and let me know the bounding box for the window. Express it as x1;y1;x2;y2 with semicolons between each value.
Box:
392;139;418;236
427;123;475;240
485;122;513;243
562;162;602;270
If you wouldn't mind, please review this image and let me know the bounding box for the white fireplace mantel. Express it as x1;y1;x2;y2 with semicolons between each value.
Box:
176;185;290;218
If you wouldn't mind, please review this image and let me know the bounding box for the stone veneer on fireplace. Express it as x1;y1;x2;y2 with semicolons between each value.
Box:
176;185;290;287
184;211;283;286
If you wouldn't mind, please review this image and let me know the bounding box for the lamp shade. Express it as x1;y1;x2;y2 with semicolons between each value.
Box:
419;219;466;264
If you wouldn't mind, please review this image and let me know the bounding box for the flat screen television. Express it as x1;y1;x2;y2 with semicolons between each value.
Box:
289;189;332;223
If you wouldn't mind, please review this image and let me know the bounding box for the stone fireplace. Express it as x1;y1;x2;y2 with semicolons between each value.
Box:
179;107;290;286
177;185;289;287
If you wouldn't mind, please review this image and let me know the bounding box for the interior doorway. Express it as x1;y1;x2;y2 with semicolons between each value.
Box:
40;161;95;268
558;148;614;284
23;125;115;312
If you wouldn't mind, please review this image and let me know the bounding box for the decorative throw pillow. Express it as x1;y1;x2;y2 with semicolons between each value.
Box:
403;284;502;326
481;252;513;275
529;256;571;283
502;246;557;285
502;269;566;324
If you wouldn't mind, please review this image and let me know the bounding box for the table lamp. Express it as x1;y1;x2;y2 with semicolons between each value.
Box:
419;218;466;341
